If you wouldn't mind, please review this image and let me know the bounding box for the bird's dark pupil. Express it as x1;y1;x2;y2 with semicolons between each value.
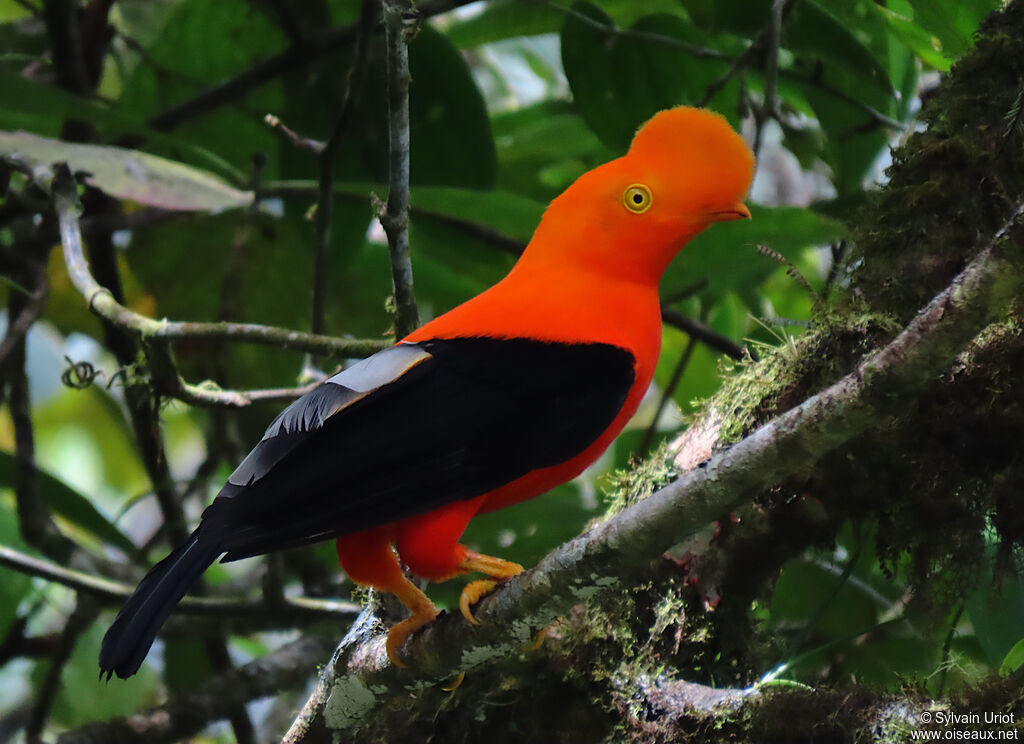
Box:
632;193;643;204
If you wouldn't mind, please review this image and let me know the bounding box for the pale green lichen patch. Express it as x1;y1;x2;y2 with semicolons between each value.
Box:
461;643;514;667
324;674;379;730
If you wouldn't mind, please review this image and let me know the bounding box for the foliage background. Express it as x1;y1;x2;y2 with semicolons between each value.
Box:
0;0;1017;741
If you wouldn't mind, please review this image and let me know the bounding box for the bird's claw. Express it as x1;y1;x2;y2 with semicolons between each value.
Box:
459;579;498;625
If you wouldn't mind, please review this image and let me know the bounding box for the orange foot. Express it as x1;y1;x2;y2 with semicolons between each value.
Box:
457;550;524;625
385;574;440;667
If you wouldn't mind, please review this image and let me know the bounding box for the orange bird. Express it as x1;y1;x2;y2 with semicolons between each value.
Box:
99;106;754;678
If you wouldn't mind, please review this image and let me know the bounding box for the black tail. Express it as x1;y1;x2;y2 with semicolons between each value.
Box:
99;532;221;679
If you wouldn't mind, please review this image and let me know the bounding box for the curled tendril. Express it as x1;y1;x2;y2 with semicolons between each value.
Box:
60;356;101;389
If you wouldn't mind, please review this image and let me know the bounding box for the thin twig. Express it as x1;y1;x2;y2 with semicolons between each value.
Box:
263;114;325;154
661;307;751;361
379;0;420;339
0;259;47;370
0;543;361;620
282;204;1024;740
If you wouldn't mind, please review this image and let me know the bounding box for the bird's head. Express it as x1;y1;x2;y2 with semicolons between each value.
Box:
528;106;755;285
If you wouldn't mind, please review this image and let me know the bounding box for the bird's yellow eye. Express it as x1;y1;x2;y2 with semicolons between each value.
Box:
623;184;653;214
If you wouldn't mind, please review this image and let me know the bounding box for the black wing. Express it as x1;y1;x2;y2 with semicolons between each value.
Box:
200;337;636;560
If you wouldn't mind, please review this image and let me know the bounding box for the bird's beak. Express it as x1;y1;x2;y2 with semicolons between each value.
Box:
706;203;752;222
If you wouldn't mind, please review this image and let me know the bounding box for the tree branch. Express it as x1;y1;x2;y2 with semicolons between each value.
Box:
378;0;420;339
53;179;384;357
283;205;1024;740
51;166;387;408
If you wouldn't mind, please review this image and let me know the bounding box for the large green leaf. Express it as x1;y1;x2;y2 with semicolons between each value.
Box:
407;25;497;188
0;130;252;211
0;74;244;182
869;3;951;71
115;0;286;176
561;3;737;151
770;557;880;641
783;1;895;102
492;102;612;200
966;573;1024;668
0;451;137;555
663;204;847;303
905;0;999;60
334;24;498;190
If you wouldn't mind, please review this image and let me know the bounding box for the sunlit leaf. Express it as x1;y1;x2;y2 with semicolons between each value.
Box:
0;130;253;211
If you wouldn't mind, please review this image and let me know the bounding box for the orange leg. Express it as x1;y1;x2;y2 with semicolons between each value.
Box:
336;528;439;667
394;499;524;624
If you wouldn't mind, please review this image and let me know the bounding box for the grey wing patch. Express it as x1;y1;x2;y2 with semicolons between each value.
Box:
226;343;432;489
327;342;432;393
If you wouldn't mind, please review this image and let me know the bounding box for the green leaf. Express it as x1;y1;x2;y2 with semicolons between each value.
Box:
407;25;497;188
341;25;498;189
0;73;244;183
0;130;253;211
164;636;216;693
114;0;286;177
999;637;1024;676
869;3;950;71
561;3;737;151
0;451;137;556
770;557;880;641
784;1;896;102
408;186;545;245
0;0;30;21
966;573;1024;669
663;204;847;303
492;102;611;200
446;0;564;48
905;0;999;61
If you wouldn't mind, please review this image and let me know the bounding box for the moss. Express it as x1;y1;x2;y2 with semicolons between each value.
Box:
701;312;901;447
601;441;679;518
846;1;1024;320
